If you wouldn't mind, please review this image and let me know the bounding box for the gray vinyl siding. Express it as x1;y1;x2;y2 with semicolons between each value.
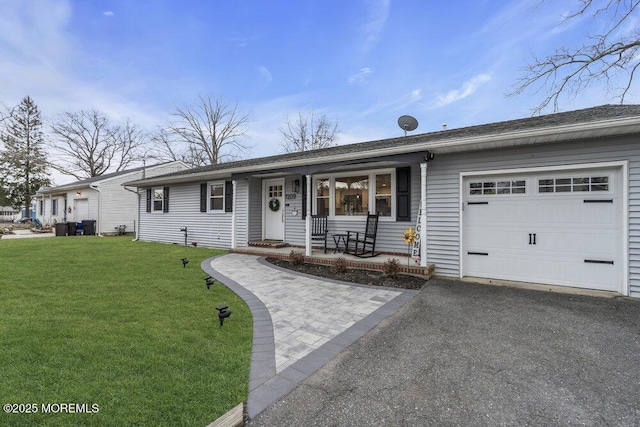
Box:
235;179;249;246
284;175;306;245
425;134;640;297
139;181;232;249
247;178;262;242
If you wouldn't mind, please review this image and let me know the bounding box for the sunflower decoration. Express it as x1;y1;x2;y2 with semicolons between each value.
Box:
403;227;417;244
403;227;417;266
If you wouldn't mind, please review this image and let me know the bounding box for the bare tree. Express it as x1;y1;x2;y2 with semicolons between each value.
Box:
160;95;250;167
49;110;146;179
279;111;339;153
147;126;208;168
511;0;640;114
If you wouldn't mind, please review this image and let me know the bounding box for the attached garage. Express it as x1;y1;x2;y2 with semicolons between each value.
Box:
461;163;626;293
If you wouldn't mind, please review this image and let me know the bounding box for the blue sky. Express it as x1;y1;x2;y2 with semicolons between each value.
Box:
1;1;638;184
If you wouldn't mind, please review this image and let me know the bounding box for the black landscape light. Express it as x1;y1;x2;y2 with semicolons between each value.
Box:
216;305;232;326
181;258;189;268
204;276;216;289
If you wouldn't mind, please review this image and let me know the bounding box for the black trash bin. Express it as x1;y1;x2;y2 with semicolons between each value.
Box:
82;220;96;236
54;222;67;236
66;222;77;236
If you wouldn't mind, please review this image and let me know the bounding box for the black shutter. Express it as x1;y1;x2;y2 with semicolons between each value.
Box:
301;175;307;219
225;180;233;212
146;188;151;213
163;187;169;213
396;167;411;221
200;183;207;212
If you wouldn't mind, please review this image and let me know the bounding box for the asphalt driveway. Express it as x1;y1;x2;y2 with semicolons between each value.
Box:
249;278;640;426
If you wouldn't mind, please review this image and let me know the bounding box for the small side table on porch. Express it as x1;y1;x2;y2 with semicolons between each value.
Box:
332;234;348;254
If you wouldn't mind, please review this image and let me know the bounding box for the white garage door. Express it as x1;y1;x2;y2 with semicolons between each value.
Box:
462;167;622;292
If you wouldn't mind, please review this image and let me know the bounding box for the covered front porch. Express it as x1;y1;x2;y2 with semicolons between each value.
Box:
233;151;433;270
230;245;434;277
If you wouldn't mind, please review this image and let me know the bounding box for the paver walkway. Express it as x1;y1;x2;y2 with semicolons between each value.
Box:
202;253;420;418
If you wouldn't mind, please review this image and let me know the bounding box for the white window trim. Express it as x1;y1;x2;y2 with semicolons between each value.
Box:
51;198;58;216
207;181;225;213
151;187;165;213
535;172;614;196
312;168;396;220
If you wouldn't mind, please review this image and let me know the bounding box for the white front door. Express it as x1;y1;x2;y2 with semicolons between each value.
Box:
463;167;622;292
264;178;285;240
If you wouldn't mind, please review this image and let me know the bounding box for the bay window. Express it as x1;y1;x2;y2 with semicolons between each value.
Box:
316;178;330;216
314;169;395;219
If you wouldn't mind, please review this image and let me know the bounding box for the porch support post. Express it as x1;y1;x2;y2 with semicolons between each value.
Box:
231;179;237;249
420;162;428;267
305;174;312;256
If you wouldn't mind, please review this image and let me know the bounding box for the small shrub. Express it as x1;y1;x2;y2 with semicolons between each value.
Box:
383;258;401;278
332;257;348;274
289;250;306;265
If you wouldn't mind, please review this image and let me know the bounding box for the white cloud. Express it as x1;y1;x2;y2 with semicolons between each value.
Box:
359;87;423;117
257;65;273;90
430;73;492;108
361;0;390;52
348;67;373;84
103;11;114;17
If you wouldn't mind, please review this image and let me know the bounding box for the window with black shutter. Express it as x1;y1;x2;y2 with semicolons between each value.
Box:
225;180;233;212
200;183;207;212
396;167;411;221
163;187;169;213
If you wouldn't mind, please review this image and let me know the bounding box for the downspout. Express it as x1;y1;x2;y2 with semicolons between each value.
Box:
89;183;103;237
123;186;140;241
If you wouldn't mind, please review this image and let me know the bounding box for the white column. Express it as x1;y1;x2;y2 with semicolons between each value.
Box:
231;180;237;249
305;174;312;256
420;162;428;267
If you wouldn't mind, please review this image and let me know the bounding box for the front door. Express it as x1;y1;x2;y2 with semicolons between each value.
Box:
264;178;285;240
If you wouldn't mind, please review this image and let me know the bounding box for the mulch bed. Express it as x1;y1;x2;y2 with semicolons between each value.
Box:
265;257;427;290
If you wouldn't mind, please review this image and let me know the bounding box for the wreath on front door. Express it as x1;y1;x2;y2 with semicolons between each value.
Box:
268;198;280;212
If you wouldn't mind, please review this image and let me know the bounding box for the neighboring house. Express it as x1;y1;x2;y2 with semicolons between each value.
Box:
35;161;189;234
0;206;19;221
125;105;640;298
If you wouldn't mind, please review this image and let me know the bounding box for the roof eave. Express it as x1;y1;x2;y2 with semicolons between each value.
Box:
124;116;640;187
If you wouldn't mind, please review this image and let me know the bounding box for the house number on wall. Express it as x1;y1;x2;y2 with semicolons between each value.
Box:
285;194;297;200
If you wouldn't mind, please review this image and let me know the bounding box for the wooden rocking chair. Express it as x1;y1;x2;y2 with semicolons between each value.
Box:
311;215;328;253
345;212;379;258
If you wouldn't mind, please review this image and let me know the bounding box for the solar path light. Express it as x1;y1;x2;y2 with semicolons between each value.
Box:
216;305;232;326
204;276;216;289
181;258;189;268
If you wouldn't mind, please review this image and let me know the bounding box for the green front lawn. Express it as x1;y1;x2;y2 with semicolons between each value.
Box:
0;237;252;426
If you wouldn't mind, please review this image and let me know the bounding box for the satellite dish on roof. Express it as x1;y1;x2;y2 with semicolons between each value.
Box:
397;115;418;136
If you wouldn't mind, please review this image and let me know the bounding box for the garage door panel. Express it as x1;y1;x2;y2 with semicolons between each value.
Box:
465;229;528;251
536;230;615;257
534;200;615;227
463;168;621;293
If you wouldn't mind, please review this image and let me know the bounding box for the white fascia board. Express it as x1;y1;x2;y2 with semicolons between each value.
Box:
126;116;640;187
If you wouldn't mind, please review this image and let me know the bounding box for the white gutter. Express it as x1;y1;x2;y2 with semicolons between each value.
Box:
89;183;103;237
123;186;140;241
124;116;640;187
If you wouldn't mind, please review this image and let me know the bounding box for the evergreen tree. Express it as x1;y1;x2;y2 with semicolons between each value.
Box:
0;96;50;212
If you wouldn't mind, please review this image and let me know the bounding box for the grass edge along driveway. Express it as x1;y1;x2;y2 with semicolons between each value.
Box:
0;237;252;426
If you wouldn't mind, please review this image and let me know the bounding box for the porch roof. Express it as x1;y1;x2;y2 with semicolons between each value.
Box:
125;104;640;187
